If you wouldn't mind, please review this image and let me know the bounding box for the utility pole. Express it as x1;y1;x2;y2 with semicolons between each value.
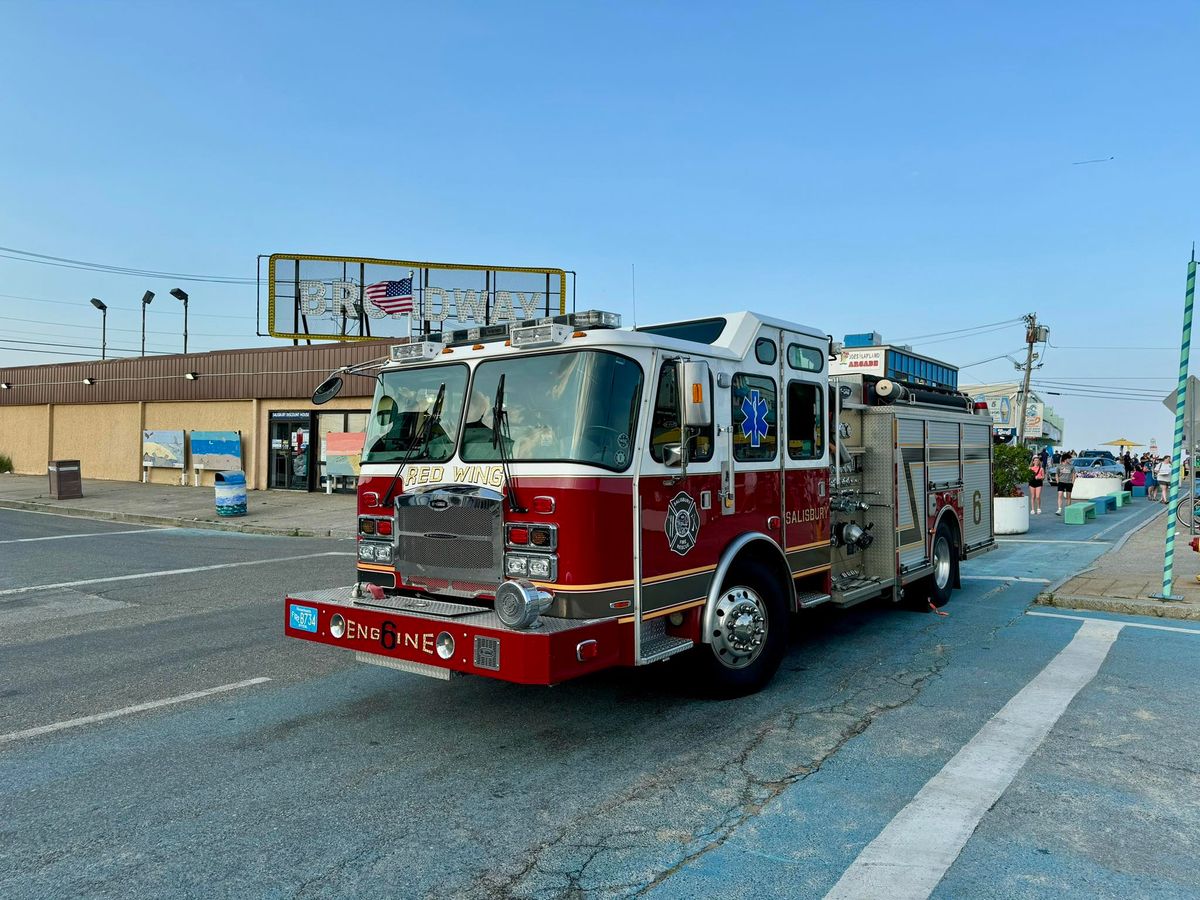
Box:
1016;313;1037;446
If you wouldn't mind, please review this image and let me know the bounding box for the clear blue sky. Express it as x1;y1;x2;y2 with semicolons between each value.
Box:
2;1;1196;451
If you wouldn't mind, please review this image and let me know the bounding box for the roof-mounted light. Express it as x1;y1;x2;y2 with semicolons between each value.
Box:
517;310;622;331
569;309;621;330
447;323;511;347
390;341;444;363
511;322;572;349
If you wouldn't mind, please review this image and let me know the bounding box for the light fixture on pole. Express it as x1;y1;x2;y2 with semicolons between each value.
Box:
170;288;189;354
89;298;108;360
141;291;155;357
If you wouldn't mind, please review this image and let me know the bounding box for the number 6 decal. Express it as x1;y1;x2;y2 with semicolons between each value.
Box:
972;490;982;525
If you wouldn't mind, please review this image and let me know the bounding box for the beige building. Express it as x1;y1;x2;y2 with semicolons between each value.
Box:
0;341;391;491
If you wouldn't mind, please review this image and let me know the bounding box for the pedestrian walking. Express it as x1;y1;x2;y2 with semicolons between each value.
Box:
1146;461;1159;501
1055;451;1074;515
1157;456;1173;505
1029;454;1046;514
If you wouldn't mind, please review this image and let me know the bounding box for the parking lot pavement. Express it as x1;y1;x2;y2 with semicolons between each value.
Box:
1;504;1198;899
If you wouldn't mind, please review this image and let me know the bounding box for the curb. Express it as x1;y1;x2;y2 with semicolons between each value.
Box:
1036;593;1200;621
1035;506;1188;618
0;498;354;540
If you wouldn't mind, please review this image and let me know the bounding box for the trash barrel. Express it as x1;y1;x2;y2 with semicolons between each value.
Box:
47;460;83;500
214;471;247;517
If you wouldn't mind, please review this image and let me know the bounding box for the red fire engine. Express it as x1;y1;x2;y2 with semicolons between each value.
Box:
285;310;995;694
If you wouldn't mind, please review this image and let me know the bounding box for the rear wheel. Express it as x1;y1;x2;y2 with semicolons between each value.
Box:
921;521;957;609
694;562;788;697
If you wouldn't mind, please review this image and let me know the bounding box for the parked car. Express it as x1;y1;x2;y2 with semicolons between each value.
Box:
1081;449;1118;462
1073;456;1125;478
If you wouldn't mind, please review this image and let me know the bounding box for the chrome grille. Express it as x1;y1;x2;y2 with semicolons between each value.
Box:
394;487;502;589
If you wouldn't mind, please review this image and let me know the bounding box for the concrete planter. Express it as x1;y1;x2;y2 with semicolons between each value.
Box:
1071;476;1123;501
994;495;1029;535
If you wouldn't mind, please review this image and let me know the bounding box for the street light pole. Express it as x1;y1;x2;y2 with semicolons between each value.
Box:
170;288;189;354
140;291;155;357
90;298;107;360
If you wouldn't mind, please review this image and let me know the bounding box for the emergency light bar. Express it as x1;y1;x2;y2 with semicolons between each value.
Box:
511;322;572;349
389;341;444;363
445;323;511;347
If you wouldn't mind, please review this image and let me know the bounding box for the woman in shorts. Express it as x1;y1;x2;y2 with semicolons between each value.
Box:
1146;461;1159;501
1055;451;1073;515
1028;454;1046;514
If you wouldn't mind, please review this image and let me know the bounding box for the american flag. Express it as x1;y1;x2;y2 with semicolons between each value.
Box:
364;278;414;315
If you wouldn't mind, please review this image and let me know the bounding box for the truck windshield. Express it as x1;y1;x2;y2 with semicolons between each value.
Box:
362;364;468;464
462;351;642;471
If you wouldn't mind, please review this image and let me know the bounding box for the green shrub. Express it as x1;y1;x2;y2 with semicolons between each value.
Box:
0;453;13;474
992;442;1029;498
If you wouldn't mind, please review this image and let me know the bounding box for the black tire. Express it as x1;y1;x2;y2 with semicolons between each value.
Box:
693;561;788;697
920;520;957;609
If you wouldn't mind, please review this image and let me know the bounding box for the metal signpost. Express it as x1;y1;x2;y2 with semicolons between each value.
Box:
1155;252;1195;601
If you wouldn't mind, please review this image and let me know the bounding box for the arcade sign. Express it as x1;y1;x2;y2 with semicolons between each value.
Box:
264;254;568;342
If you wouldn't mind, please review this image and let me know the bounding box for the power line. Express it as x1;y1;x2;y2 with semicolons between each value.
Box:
912;323;1022;348
0;245;256;284
0;291;257;320
893;318;1023;343
0;336;177;355
958;347;1028;368
0;313;247;339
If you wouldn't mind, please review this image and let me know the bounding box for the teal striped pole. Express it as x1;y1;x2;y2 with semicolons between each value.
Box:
1156;250;1195;600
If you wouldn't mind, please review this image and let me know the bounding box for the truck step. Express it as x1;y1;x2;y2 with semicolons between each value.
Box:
639;617;694;664
355;650;460;680
796;591;832;609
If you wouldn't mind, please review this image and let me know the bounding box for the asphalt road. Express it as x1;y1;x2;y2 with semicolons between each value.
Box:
1;502;1197;899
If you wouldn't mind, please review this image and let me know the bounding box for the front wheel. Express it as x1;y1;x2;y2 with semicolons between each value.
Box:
693;562;788;697
1177;498;1200;528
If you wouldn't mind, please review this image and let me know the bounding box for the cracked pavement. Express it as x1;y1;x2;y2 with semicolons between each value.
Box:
3;502;1198;899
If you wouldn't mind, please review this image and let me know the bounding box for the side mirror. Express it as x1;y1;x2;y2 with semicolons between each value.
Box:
679;360;712;429
312;375;344;405
663;444;683;468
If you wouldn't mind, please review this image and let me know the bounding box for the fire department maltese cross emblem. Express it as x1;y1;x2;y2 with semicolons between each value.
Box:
665;491;701;556
740;389;770;448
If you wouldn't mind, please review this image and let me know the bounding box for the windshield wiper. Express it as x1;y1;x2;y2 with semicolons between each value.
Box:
382;382;445;508
491;373;526;513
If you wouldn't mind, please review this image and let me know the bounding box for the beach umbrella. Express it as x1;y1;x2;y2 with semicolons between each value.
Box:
1101;438;1141;448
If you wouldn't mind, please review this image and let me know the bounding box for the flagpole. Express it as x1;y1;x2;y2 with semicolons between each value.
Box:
1155;248;1195;601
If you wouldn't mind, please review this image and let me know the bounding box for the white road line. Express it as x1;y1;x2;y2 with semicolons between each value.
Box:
0;528;163;544
0;551;351;597
961;575;1051;584
0;677;271;746
996;539;1108;545
1028;610;1200;635
825;618;1122;900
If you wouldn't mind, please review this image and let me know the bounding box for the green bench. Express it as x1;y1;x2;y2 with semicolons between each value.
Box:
1092;495;1117;514
1115;491;1132;508
1064;502;1097;524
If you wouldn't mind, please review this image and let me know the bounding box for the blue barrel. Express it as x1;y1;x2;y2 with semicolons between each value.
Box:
214;471;247;517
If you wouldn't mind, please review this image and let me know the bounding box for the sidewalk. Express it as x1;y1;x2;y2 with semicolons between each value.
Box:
0;473;357;539
1037;504;1200;620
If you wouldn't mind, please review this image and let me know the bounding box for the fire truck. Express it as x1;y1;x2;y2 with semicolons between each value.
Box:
285;310;994;695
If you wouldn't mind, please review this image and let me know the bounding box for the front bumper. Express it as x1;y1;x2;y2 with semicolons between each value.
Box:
284;586;624;685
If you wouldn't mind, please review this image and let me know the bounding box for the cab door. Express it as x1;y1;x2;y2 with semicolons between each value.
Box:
779;335;832;579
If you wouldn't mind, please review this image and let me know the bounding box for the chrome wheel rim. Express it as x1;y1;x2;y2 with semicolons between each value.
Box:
933;535;952;591
711;586;768;669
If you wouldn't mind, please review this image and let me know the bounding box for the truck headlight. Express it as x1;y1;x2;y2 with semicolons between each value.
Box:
503;552;556;581
495;580;553;629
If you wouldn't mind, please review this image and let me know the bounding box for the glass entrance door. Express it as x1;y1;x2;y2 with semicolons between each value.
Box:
269;417;312;490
